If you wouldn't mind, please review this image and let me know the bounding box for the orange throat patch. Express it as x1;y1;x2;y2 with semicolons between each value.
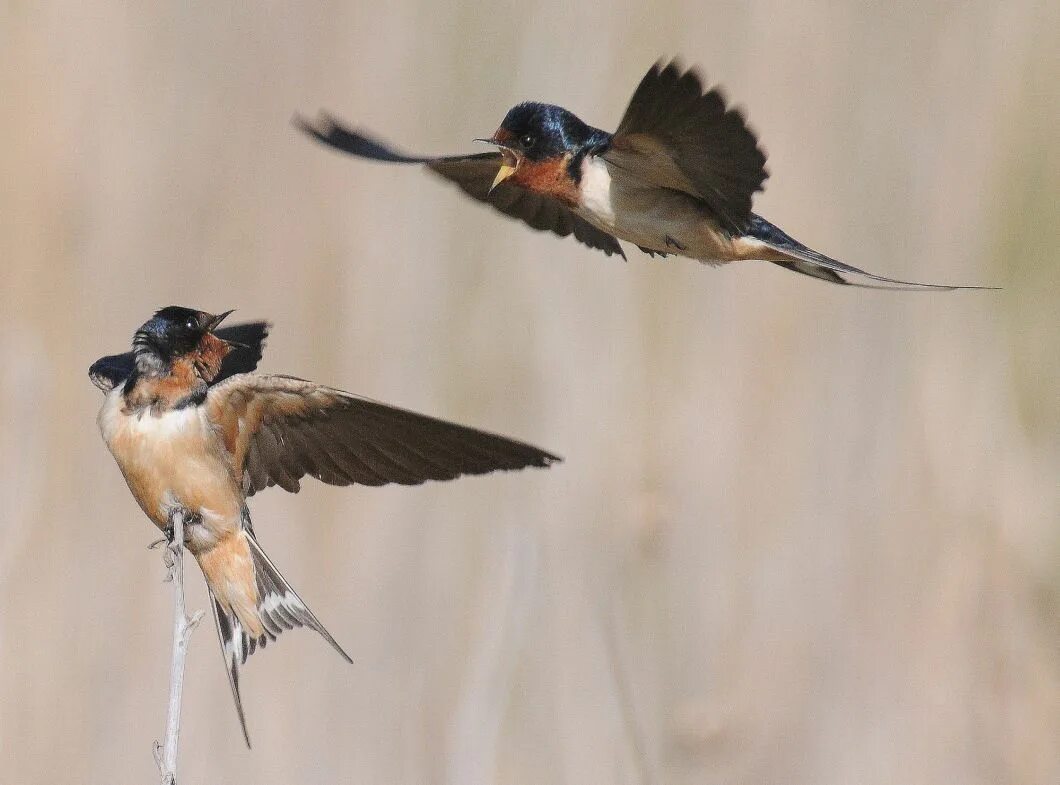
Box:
123;357;202;412
194;333;232;382
510;155;581;208
122;332;229;412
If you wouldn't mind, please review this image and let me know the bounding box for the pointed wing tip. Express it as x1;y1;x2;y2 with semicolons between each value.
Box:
290;111;311;130
464;446;561;477
510;443;561;470
292;111;331;143
496;450;561;475
294;110;367;151
295;115;431;164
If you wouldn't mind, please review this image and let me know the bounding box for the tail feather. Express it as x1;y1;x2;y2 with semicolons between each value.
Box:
245;534;352;664
748;214;999;290
209;590;252;747
208;531;351;746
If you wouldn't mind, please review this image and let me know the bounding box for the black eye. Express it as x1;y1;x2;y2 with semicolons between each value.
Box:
520;133;535;149
185;317;197;331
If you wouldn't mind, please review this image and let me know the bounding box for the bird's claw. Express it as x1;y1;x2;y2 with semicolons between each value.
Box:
161;553;175;577
148;524;173;549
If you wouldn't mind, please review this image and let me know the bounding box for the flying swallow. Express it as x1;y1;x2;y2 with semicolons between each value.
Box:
297;59;994;290
90;307;558;745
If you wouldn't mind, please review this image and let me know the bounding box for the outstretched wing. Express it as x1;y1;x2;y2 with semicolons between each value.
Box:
607;59;768;233
206;374;559;497
295;113;625;258
87;321;271;392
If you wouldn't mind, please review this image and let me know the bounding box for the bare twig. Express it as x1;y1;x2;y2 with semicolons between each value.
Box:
599;590;654;785
152;511;206;785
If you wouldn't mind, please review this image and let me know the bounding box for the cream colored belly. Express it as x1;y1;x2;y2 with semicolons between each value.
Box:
577;157;740;263
98;390;241;544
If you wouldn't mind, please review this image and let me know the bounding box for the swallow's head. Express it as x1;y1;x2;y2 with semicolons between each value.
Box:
480;102;610;203
132;306;235;380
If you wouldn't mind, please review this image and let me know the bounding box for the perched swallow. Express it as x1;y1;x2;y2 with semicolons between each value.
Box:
91;307;558;744
297;59;994;290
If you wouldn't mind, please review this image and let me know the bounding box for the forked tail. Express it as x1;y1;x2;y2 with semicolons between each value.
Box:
208;531;351;746
748;214;998;290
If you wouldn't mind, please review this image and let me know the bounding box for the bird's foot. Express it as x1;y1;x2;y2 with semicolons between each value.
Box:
664;235;687;252
150;511;201;552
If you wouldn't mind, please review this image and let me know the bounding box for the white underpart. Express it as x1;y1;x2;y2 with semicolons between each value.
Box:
575;155;744;264
98;388;207;441
577;155;617;226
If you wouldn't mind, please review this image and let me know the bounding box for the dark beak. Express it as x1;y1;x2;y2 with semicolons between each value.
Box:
207;310;234;331
206;310;249;349
473;137;514;150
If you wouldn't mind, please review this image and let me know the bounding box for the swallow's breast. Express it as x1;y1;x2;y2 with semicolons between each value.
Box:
580;157;736;261
578;156;619;228
98;390;242;537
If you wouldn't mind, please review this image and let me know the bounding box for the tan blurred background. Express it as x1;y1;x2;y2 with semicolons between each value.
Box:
1;1;1058;783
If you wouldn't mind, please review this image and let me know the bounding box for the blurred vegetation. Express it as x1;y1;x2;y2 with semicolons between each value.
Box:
0;1;1057;784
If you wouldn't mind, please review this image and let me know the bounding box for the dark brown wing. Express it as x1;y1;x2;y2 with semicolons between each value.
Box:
606;60;768;233
214;322;271;381
206;374;559;497
295;113;625;258
87;321;270;393
88;352;134;392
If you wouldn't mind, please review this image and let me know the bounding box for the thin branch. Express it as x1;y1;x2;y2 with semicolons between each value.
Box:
599;590;654;785
152;511;206;785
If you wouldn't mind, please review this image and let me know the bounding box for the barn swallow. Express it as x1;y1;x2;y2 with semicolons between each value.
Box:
90;307;558;745
297;59;994;290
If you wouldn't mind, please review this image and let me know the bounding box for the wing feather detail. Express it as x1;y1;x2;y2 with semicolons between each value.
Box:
207;374;559;497
608;59;768;232
296;113;625;258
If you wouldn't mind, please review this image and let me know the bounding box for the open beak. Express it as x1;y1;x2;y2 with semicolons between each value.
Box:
474;135;519;194
207;310;234;332
205;309;248;348
489;158;517;193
